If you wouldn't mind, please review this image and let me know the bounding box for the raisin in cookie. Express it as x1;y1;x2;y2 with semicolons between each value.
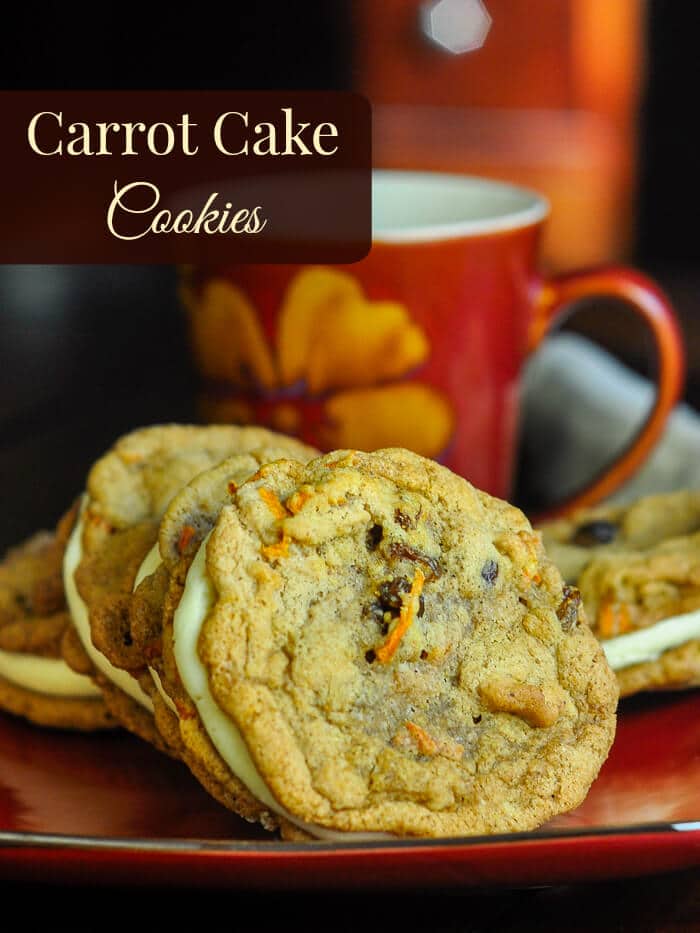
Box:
62;423;318;749
0;516;113;731
540;491;700;697
151;448;616;838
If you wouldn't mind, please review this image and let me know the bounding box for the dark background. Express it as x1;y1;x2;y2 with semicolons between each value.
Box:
0;0;698;549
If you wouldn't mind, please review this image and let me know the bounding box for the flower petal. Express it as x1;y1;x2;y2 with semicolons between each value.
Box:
321;383;455;458
306;298;430;394
187;279;277;390
277;267;362;386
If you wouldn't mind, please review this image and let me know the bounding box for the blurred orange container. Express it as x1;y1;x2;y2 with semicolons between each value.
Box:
354;0;644;270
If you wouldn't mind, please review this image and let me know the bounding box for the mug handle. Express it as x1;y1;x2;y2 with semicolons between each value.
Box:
529;266;685;520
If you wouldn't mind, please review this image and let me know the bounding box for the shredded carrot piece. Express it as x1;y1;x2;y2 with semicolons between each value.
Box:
523;566;542;585
143;639;162;662
259;487;289;520
86;511;113;531
250;464;274;483
597;603;615;637
400;721;464;760
597;601;632;638
227;480;238;495
618;606;632;634
174;698;195;720
177;524;196;554
261;532;290;561
405;721;439;756
376;567;425;663
286;490;311;514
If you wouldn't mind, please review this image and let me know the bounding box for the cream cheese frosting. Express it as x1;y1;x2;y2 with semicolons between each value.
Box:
63;506;154;712
171;534;391;841
0;646;102;697
133;543;178;714
134;543;161;589
602;608;700;670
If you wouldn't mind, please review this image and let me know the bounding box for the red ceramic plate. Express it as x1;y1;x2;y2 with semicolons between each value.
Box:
0;690;699;889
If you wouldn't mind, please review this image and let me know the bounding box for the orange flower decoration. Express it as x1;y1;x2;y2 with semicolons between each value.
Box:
186;267;455;459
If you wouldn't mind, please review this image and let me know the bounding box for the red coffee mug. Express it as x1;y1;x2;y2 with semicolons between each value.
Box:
184;170;684;516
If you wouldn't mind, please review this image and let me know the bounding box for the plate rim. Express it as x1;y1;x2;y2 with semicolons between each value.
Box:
1;820;699;854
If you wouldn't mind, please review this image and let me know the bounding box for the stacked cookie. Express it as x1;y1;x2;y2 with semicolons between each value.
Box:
61;424;318;748
0;425;619;839
0;424;316;738
0;520;113;730
541;491;700;697
129;447;617;838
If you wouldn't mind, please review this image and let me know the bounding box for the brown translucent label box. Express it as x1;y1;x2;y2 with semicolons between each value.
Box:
0;91;371;263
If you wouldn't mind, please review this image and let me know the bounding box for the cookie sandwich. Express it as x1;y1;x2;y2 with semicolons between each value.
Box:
62;424;318;749
138;447;617;839
541;491;700;697
126;448;324;832
0;518;113;731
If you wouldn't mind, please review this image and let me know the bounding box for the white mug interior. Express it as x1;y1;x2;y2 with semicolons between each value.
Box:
372;170;549;242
